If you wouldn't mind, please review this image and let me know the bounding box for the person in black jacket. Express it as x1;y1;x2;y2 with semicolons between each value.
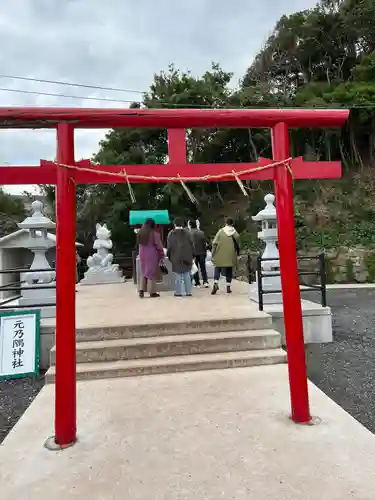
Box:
167;219;194;297
189;220;209;288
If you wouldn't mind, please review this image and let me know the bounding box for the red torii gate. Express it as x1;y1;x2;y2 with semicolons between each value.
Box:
0;107;349;448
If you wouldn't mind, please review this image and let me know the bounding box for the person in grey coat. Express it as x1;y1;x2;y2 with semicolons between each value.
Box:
167;219;194;297
189;219;209;288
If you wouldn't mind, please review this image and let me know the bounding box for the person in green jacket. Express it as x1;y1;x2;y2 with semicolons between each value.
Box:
211;218;240;295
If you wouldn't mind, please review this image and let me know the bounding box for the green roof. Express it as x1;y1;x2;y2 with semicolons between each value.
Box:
129;210;170;226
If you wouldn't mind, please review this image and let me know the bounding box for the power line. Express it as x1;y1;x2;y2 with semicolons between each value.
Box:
0;86;230;108
0;74;237;108
0;86;237;108
0;84;374;110
0;73;375;111
0;87;138;104
0;74;144;95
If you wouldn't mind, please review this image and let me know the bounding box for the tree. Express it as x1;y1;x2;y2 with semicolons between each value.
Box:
0;189;26;238
38;0;375;252
84;64;253;252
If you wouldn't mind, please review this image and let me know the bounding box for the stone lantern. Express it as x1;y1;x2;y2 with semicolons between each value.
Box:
17;200;57;317
249;193;282;304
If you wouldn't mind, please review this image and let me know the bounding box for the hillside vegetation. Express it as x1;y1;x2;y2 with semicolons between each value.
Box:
35;0;375;280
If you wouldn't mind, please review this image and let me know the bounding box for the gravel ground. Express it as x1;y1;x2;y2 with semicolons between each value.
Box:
306;288;375;434
0;373;45;444
1;288;375;444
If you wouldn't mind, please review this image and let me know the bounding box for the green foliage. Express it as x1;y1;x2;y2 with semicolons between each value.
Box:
70;64;262;253
0;189;25;217
324;256;335;284
365;254;375;282
239;231;263;252
345;259;355;282
33;0;375;255
0;188;26;238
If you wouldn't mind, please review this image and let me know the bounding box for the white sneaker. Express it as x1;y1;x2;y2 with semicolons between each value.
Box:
204;282;209;288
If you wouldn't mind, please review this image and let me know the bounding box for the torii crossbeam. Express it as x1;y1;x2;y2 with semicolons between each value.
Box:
0;107;349;448
2;156;342;184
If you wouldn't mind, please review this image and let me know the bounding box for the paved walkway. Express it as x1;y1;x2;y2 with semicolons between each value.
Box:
40;280;375;330
43;280;265;330
1;365;375;499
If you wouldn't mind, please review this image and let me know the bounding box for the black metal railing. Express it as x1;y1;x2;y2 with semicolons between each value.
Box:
0;267;57;310
250;253;327;312
0;254;135;311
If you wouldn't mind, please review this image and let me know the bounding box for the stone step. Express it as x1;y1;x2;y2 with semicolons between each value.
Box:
74;315;272;342
45;348;286;383
50;329;281;365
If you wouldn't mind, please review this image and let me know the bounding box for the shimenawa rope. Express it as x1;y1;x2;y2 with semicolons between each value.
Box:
53;158;293;204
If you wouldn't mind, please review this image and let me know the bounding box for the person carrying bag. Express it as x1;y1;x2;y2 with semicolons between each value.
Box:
167;219;194;297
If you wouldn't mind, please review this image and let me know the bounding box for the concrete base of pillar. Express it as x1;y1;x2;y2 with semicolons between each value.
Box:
261;299;333;344
249;282;283;304
248;282;332;344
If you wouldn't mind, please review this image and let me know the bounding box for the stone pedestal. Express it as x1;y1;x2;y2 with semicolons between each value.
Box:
249;192;333;344
17;201;57;318
80;223;125;286
80;266;124;285
18;283;56;318
250;194;282;305
262;299;333;344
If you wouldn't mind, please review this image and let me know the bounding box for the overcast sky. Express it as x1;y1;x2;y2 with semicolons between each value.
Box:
1;0;318;194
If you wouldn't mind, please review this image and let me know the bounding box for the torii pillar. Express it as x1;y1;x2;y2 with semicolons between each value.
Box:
272;122;309;422
0;106;349;447
55;123;77;446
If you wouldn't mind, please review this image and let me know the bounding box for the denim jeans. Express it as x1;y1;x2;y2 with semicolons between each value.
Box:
214;267;233;284
173;272;192;295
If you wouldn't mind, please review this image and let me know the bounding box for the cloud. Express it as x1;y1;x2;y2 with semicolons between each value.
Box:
0;0;318;193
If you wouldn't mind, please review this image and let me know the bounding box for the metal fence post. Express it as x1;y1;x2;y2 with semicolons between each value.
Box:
247;253;252;284
319;253;327;307
257;254;263;311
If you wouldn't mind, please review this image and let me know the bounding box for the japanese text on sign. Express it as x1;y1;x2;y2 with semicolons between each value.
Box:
0;311;39;379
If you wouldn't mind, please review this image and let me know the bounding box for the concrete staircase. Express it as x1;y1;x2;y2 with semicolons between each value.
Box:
45;315;286;383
